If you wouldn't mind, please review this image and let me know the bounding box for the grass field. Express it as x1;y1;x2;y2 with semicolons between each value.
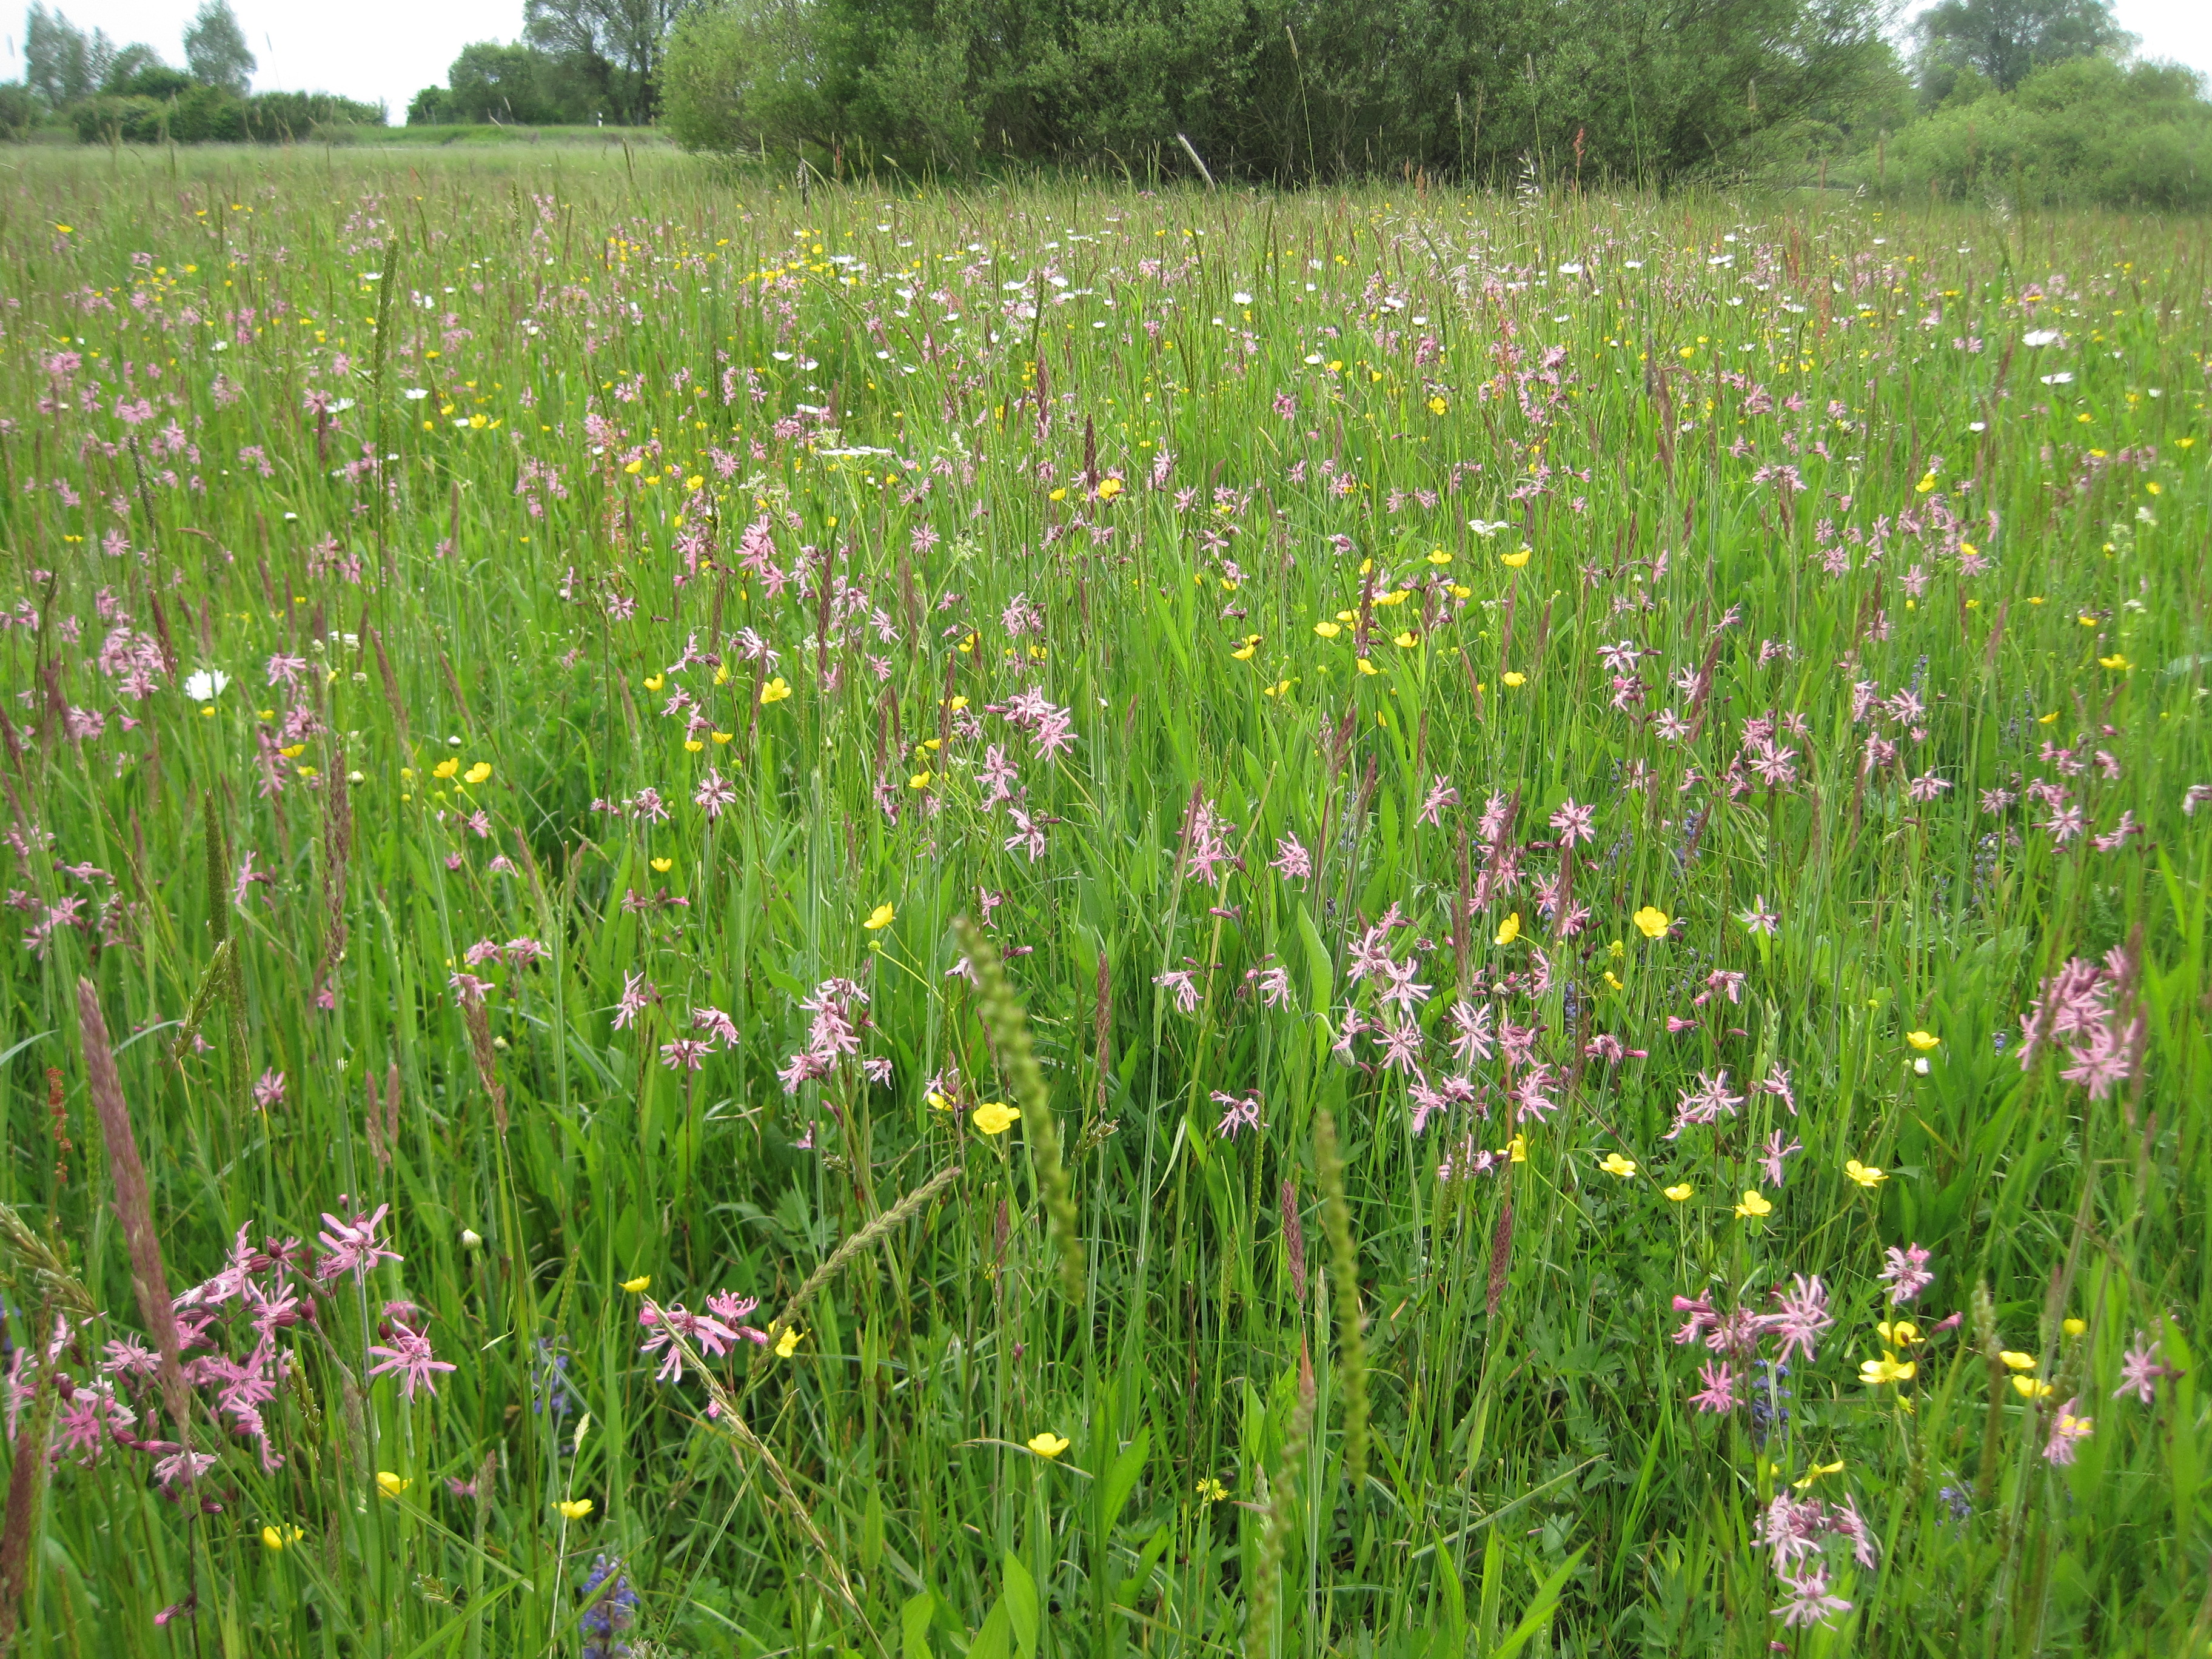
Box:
0;145;2208;1657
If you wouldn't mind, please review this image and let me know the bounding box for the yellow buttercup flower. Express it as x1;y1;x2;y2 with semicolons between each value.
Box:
2098;653;2130;671
1196;1476;1228;1502
1495;913;1521;947
644;674;665;691
1232;641;1257;660
1905;1030;1939;1051
1027;1432;1070;1459
1095;477;1124;501
1501;671;1526;688
776;1327;803;1358
1313;621;1341;638
375;1472;411;1499
908;769;933;791
432;759;460;780
760;676;793;704
1632;905;1671;940
621;1275;651;1293
1356;657;1379;676
2062;1317;2086;1337
1506;1133;1527;1164
1500;546;1531;568
1877;1320;1923;1349
1663;1182;1694;1202
973;1101;1021;1136
1792;1458;1845;1489
1735;1189;1773;1219
1859;1352;1915;1386
2000;1350;2036;1371
865;902;894;930
649;857;673;873
1600;1151;1637;1179
711;730;733;744
463;762;492;785
261;1524;304;1550
2013;1375;2054;1399
555;1498;594;1520
1845;1159;1886;1188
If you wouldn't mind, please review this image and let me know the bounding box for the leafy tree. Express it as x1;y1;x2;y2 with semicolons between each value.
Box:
25;5;93;105
1915;0;2130;98
99;42;173;96
446;41;562;122
661;0;1905;185
408;40;608;126
662;0;836;152
1894;55;2211;205
183;0;256;96
523;0;699;122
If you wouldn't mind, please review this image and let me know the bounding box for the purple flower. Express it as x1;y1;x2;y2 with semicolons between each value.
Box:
1877;1243;1933;1305
578;1555;638;1659
252;1069;286;1110
2114;1333;2179;1404
612;971;657;1031
1763;1275;1833;1366
694;768;736;819
366;1319;458;1401
1448;999;1495;1064
692;1006;740;1047
1270;833;1312;882
1757;1131;1801;1187
152;1447;218;1489
1772;1565;1851;1629
659;1038;710;1072
1687;1360;1738;1413
316;1203;403;1281
2043;1398;2094;1464
1153;968;1200;1014
1416;776;1460;828
447;971;494;1007
1184;798;1238;886
1210;1090;1263;1139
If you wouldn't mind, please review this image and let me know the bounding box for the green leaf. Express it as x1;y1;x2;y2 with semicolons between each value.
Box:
902;1591;936;1659
1003;1552;1040;1659
968;1599;1013;1659
1491;1544;1585;1659
1297;900;1333;1016
1099;1426;1151;1536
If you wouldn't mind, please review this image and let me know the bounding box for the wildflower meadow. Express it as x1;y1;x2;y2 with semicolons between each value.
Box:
1;146;2208;1655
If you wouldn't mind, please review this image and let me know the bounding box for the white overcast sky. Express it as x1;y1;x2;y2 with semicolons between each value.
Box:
0;0;2207;124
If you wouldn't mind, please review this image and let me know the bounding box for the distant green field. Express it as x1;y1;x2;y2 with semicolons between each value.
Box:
353;123;670;148
0;144;2207;1657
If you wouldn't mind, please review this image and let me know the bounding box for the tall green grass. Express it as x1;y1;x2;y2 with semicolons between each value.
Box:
0;144;2207;1655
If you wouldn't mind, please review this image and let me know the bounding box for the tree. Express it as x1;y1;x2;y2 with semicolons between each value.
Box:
99;42;172;95
523;0;698;123
184;0;256;96
661;0;841;153
25;5;93;106
1915;0;2130;98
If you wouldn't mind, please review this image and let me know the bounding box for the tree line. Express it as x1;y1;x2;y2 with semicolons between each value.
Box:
0;1;383;141
5;0;2208;204
394;0;2212;201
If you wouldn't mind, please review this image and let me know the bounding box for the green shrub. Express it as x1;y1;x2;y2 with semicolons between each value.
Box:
1893;56;2212;207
